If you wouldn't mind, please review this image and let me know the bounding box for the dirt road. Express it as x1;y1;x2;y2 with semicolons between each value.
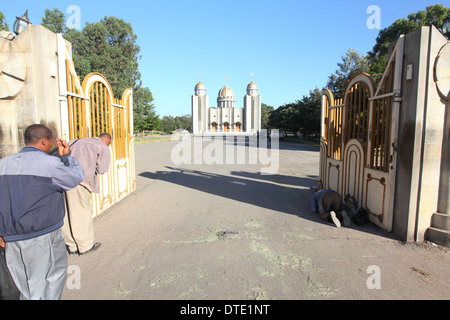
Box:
62;138;450;301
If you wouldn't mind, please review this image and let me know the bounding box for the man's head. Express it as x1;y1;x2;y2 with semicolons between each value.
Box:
99;133;112;147
25;124;54;153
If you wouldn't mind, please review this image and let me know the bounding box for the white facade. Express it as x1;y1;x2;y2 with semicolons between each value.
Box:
192;80;261;135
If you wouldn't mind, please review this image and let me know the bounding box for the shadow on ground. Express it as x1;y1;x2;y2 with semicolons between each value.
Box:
139;166;395;240
140;166;315;216
220;136;320;152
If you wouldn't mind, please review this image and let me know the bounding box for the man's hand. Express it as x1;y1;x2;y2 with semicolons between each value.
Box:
56;139;70;157
0;237;5;248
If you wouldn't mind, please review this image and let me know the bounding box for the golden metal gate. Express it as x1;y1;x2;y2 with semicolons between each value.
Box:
57;34;136;217
320;36;404;232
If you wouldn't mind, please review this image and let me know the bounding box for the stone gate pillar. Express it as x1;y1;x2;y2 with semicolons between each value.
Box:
0;25;70;159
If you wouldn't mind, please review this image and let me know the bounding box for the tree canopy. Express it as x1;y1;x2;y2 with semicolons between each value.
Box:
261;103;274;129
269;4;449;140
326;48;370;100
0;11;9;31
368;4;449;76
160;115;192;133
41;8;65;34
39;8;158;133
268;89;321;138
133;86;160;132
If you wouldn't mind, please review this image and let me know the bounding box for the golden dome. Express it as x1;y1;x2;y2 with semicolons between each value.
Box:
247;81;258;89
247;81;258;96
195;81;206;90
218;85;235;98
195;81;206;96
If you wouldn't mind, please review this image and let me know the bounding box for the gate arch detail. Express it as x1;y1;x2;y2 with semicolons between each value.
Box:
320;37;404;231
57;34;136;217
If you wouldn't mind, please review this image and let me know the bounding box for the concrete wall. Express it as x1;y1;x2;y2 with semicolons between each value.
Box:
393;26;449;242
415;27;448;241
0;25;70;159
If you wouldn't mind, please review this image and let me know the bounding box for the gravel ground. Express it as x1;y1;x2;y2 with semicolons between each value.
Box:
62;138;450;301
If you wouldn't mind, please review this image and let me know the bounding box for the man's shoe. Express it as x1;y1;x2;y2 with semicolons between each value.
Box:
330;211;341;228
80;243;101;255
66;246;79;255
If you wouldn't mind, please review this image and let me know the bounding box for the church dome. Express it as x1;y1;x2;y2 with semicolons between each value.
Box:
218;85;235;98
247;81;258;89
195;81;206;96
247;81;258;96
195;81;206;90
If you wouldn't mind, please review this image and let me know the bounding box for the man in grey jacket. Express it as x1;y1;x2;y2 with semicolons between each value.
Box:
62;133;111;255
0;124;84;300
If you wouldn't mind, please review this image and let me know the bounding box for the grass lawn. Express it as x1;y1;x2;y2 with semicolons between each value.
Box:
134;135;172;144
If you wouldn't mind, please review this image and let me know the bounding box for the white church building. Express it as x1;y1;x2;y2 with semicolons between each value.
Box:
192;79;261;135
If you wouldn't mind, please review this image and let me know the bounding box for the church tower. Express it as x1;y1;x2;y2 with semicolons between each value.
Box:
192;81;209;134
244;80;261;133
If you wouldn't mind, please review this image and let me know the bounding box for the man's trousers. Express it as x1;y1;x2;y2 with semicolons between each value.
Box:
62;183;94;254
5;229;67;300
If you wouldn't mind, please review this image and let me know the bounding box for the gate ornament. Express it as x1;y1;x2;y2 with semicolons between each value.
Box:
435;42;450;100
0;38;26;99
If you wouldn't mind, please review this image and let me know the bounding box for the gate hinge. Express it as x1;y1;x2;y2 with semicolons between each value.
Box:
393;89;402;102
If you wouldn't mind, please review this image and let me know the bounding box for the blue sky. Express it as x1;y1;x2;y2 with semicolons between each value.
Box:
1;0;442;117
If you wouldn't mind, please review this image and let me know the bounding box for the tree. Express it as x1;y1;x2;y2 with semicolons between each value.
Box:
268;102;301;134
0;11;9;31
41;8;66;34
133;86;160;132
41;9;142;97
261;103;274;129
78;16;142;96
326;48;370;99
160;116;176;133
368;4;449;76
63;28;92;78
298;88;321;139
174;115;192;132
40;9;158;135
268;89;321;139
